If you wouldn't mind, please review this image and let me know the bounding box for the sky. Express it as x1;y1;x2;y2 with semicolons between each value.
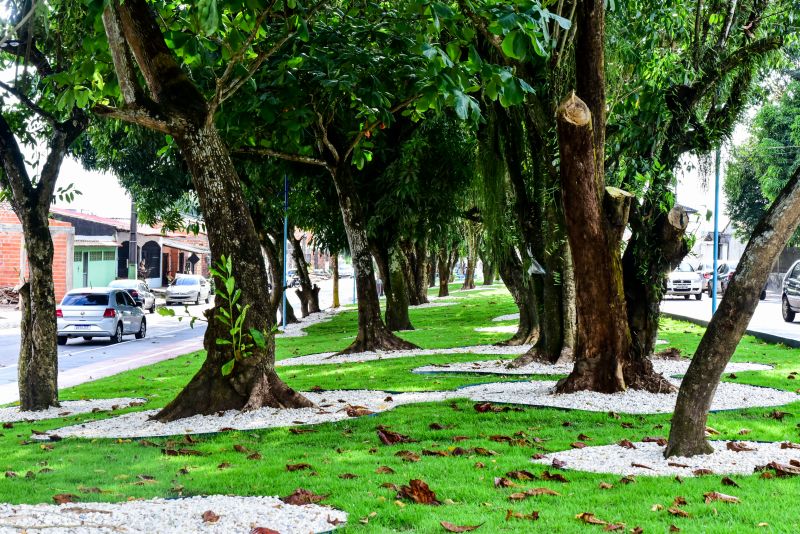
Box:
53;157;131;218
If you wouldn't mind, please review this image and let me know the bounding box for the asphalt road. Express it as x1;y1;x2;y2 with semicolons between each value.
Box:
0;302;212;404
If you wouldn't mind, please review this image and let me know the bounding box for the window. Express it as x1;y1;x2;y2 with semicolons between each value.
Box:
89;251;103;262
115;292;127;306
122;292;136;307
792;263;800;279
103;251;116;261
61;293;108;306
74;251;82;262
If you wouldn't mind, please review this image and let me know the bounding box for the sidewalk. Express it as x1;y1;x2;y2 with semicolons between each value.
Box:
660;291;800;348
0;309;21;330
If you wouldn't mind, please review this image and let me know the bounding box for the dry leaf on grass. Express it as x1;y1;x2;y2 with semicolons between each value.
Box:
508;488;561;501
377;426;413;445
53;494;79;504
345;405;375;417
618;440;637;449
505;470;536;481
668;507;689;518
726;442;755;452
280;488;328;505
397;479;440;505
599;482;613;490
395;450;421;462
505;510;539;521
542;471;568;483
576;512;607;525
721;477;739;487
250;528;280;534
286;463;313;472
375;466;395;474
440;521;482;532
704;491;740;504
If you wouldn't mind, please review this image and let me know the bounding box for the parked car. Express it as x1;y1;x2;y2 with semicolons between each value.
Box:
108;279;156;313
665;262;704;300
707;261;738;296
286;269;300;288
782;260;800;322
696;263;715;291
57;288;146;345
338;265;354;278
165;274;211;305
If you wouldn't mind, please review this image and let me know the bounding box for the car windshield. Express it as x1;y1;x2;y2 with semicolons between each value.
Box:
109;280;136;288
676;263;694;272
174;278;199;286
62;293;109;306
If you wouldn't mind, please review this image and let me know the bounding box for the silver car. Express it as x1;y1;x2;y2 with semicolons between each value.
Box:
109;279;156;313
57;288;146;345
165;275;211;305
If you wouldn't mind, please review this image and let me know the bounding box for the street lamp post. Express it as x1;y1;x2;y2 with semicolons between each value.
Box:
282;173;288;330
712;145;721;313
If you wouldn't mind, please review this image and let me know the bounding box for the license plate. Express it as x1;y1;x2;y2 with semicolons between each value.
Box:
74;325;90;330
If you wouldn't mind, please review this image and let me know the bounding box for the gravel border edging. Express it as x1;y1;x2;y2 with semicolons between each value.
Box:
0;398;147;423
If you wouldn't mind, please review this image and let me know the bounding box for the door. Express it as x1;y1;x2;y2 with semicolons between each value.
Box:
82;252;89;287
788;263;800;308
115;291;133;333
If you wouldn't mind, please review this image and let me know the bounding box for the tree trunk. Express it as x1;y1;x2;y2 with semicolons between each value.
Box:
386;248;414;331
17;221;60;410
260;229;298;325
496;249;539;346
666;165;800;457
437;249;450;297
332;253;340;308
400;241;419;306
328;163;417;354
403;238;430;305
553;94;628;394
103;0;311;421
622;206;689;391
289;233;320;316
428;253;437;288
481;256;496;285
461;225;479;290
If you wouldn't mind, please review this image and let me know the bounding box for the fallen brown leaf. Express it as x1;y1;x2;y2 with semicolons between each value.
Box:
767;410;790;421
395;450;421;462
505;509;539;521
422;449;450;457
397;479;440;505
339;473;358;479
281;488;328;505
620;476;636;485
781;441;800;449
642;436;668;446
505;470;536;481
618;439;637;449
440;521;482;532
576;512;607;525
704;491;740;504
692;469;714;476
599;482;613;490
668;507;689;517
494;477;517;488
669;525;681;532
672;496;687;507
726;442;755;452
571;442;587;449
604;524;625;531
286;463;313;472
345;405;375;417
201;510;220;523
250;528;280;534
53;494;79;504
377;426;412;445
375;466;395;474
721;476;739;487
542;471;568;483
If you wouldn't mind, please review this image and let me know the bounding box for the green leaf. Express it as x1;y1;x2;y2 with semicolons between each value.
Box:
453;91;469;120
501;30;527;60
221;359;235;376
216;338;233;345
249;327;266;349
157;307;175;317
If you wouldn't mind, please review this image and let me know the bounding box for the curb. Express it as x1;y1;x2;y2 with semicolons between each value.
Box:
0;321;19;331
662;312;800;349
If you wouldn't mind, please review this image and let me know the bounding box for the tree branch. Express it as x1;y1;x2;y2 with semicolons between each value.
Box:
92;103;176;134
102;4;147;107
0;40;54;77
342;97;417;164
0;80;58;124
0;113;34;211
234;146;330;169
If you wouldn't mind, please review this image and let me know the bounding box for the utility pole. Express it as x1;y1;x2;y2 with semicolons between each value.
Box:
712;145;721;313
282;174;288;330
128;198;137;279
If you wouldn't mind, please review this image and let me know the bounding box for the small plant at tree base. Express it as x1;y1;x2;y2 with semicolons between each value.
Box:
158;255;270;376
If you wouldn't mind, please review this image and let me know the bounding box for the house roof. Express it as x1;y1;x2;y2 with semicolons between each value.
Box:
162;238;210;255
50;207;130;231
74;236;122;248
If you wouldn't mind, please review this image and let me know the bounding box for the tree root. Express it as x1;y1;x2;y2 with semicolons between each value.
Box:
336;328;418;355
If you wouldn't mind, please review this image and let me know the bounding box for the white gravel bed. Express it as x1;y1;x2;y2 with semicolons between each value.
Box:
531;440;800;477
492;313;520;322
474;325;519;333
0;398;147;423
456;379;798;414
276;344;533;367
413;359;772;377
277;307;347;338
0;495;346;533
36;390;461;439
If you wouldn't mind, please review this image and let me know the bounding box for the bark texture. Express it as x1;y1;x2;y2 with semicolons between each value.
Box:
329;164;417;354
437;249;457;297
103;0;311;421
332;253;340;308
373;245;414;331
496;249;539;346
666;165;800;457
554;95;627;393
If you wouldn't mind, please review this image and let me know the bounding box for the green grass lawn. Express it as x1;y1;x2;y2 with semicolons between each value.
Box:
2;286;800;532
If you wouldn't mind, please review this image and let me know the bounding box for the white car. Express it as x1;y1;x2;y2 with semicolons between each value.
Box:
165;274;211;305
665;262;704;300
57;288;146;345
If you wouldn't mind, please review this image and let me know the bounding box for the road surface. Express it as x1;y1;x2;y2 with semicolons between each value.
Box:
0;302;211;404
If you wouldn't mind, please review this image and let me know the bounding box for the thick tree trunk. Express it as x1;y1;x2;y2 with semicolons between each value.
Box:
289;233;320;316
403;239;430;305
666;165;800;457
496;249;539;346
554;95;628;394
260;229;298;325
332;253;340;308
387;248;414;331
329;164;417;354
400;241;419;306
622;206;688;391
461;226;479;290
104;0;311;421
18;225;59;410
428;254;436;288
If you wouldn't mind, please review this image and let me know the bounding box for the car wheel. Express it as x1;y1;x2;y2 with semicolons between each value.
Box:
760;290;767;301
782;295;796;323
195;293;201;305
205;294;210;304
166;301;172;306
110;323;123;344
695;292;702;301
149;302;156;314
684;295;690;300
83;336;92;341
57;336;67;346
135;319;147;339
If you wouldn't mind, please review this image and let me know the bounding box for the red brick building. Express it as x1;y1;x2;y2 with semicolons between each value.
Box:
0;202;74;301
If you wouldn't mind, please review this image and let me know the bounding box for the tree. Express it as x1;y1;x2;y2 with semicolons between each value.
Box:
0;1;92;409
93;0;317;421
666;161;800;457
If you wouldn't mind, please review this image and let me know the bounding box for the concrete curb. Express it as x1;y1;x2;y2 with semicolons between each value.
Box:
662;312;800;349
0;321;19;331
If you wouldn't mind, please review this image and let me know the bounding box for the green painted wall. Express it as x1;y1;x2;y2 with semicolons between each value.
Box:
73;248;118;288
